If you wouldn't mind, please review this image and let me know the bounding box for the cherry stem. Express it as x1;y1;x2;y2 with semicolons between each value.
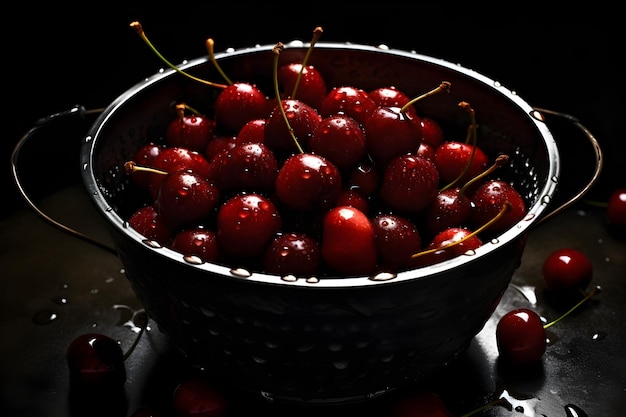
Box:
124;161;168;176
440;101;478;191
451;154;510;196
543;285;602;330
399;81;451;115
175;102;202;117
272;42;305;154
206;38;233;85
130;21;228;89
411;202;513;259
291;26;323;100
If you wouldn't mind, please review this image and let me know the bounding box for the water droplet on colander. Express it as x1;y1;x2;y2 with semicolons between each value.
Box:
32;309;58;325
542;195;552;205
551;175;559;183
591;331;607;341
490;238;500;245
530;109;546;122
252;356;267;364
143;239;162;248
306;276;320;283
52;296;68;305
230;268;251;278
281;274;297;282
494;80;502;87
369;271;397;281
84;135;93;143
333;360;349;370
464;249;477;256
183;255;203;265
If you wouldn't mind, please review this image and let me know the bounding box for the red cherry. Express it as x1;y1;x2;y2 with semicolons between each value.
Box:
308;114;367;170
150;147;212;200
262;232;321;276
372;213;422;272
165;109;215;152
155;170;221;231
419;116;445;148
379;154;439;215
542;248;593;292
128;205;172;245
169;227;220;263
207;142;278;193
213;82;268;133
606;187;626;230
319;85;377;125
264;98;322;153
336;188;370;214
472;179;527;235
216;193;281;259
413;226;482;267
235;118;266;145
66;333;126;389
392;390;453;417
367;85;417;118
364;106;423;166
172;378;228;417
416;141;436;160
204;135;237;162
274;153;342;213
128;142;165;190
496;308;547;364
423;187;473;236
321;205;377;275
277;62;328;109
434;141;488;186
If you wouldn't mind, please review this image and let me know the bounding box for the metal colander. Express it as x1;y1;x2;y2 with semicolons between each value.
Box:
78;42;577;405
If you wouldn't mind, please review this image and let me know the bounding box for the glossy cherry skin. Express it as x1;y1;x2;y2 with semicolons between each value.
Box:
213;82;268;133
434;141;488;186
274;153;342;213
542;248;592;292
66;333;126;389
423;187;473;236
129;142;165;190
367;86;418;119
472;179;527;235
165;113;215;152
321;205;377;276
263;232;321;276
277;62;328;109
128;205;172;245
155;170;221;231
207;142;278;193
364;106;423;166
392;390;452;417
264;98;322;153
319;85;377;125
413;227;482;267
419;116;445;148
172;378;228;417
169;227;220;263
372;213;422;272
309;114;366;171
606;187;626;239
496;308;546;364
216;193;281;259
379;154;439;215
149;147;212;200
204;135;237;162
235;118;266;145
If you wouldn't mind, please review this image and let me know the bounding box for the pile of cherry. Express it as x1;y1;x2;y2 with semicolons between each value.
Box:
63;23;626;416
124;55;529;278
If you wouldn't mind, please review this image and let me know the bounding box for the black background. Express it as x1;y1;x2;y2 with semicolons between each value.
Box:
4;5;623;219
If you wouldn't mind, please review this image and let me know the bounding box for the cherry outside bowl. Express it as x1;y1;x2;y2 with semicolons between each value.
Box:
80;41;560;405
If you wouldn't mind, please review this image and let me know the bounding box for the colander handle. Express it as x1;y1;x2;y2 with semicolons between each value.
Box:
530;107;604;227
10;105;117;255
